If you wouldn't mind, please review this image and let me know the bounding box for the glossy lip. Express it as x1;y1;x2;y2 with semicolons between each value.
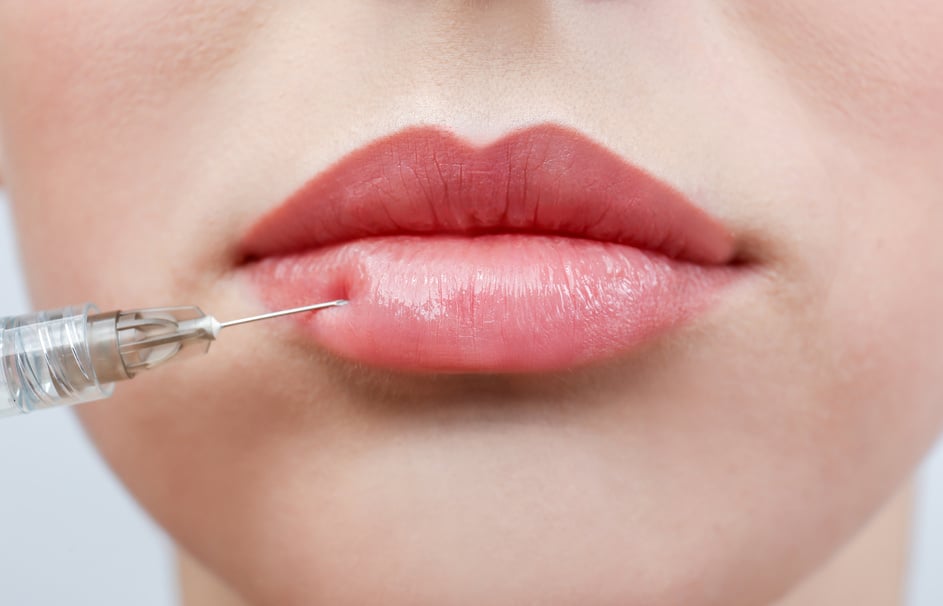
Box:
238;124;741;372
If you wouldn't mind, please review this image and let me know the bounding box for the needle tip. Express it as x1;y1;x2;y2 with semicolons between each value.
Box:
218;298;349;330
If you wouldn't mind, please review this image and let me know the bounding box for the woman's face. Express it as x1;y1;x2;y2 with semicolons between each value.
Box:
2;2;942;604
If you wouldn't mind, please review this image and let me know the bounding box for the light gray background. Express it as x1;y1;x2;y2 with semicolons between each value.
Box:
0;191;940;604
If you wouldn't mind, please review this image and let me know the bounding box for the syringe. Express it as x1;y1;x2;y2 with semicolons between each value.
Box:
0;300;347;418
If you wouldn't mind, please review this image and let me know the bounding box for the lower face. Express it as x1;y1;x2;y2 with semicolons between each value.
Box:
2;2;943;605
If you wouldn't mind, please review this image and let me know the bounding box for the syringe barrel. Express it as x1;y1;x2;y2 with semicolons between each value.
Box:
0;304;114;417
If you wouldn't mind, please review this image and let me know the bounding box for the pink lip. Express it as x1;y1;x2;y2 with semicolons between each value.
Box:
238;124;740;372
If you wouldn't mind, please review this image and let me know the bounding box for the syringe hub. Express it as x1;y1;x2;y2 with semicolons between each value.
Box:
87;306;221;382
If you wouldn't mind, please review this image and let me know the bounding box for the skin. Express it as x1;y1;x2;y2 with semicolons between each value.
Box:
1;1;942;604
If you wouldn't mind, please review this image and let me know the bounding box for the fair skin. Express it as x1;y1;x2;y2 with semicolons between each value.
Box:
1;2;942;605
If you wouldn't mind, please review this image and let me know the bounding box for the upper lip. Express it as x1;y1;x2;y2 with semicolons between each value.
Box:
238;123;736;265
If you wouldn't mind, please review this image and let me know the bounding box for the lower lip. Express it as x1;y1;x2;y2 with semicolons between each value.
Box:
242;235;738;372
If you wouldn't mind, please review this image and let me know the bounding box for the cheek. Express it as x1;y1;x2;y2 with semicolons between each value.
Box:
0;1;269;304
813;179;943;482
0;1;265;127
719;0;943;460
723;0;943;148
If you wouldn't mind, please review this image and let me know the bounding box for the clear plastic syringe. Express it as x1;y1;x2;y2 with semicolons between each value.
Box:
0;300;347;418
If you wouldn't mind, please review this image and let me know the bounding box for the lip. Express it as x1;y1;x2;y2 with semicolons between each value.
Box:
238;124;740;372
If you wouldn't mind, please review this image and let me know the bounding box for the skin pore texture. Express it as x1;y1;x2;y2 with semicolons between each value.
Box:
1;2;942;605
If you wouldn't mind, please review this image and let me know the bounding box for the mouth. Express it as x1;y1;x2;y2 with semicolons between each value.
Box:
237;124;743;372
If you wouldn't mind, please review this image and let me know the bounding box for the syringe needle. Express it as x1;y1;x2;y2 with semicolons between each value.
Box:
218;300;348;330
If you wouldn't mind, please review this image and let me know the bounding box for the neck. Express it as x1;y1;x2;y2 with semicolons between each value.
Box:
178;549;248;606
178;483;915;606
